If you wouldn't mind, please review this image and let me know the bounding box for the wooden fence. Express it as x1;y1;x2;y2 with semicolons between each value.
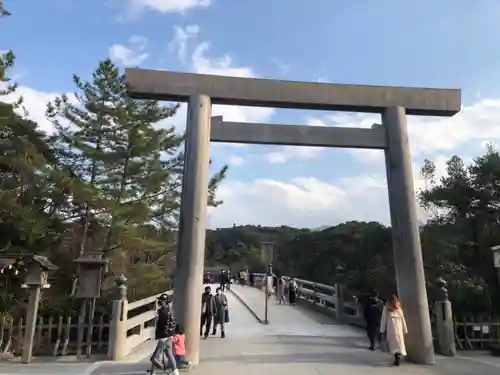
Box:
0;314;111;359
451;317;500;350
0;289;170;360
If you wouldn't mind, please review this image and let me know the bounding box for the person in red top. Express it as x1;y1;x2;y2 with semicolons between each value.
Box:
173;325;192;370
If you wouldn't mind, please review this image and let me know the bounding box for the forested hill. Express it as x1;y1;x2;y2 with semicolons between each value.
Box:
205;225;308;271
205;222;394;292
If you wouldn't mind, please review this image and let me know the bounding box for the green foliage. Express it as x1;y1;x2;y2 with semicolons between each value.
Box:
205;225;301;272
1;56;227;307
419;146;500;314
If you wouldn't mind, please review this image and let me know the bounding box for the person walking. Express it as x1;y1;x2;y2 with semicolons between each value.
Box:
172;324;192;370
289;278;298;305
238;269;246;286
283;278;289;302
150;294;178;375
219;270;227;292
249;272;255;287
277;276;286;304
363;291;383;351
226;269;232;290
200;286;215;339
380;295;408;366
212;287;229;338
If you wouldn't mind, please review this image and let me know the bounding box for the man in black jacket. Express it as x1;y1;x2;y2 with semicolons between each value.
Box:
363;290;383;351
200;286;216;339
219;270;227;292
150;294;178;375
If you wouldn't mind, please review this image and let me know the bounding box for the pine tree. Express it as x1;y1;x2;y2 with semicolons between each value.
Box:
0;4;53;250
48;59;226;294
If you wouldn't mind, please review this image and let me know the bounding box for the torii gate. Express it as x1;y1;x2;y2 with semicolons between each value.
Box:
125;68;461;365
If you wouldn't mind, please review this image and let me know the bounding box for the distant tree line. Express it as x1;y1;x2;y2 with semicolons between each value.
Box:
208;149;500;317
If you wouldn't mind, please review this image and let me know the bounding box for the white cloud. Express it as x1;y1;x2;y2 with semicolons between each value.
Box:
129;0;210;14
109;36;149;66
349;149;385;164
189;40;275;132
191;41;254;78
265;146;324;164
227;155;245;166
169;25;200;63
159;36;276;135
208;154;456;229
302;99;500;165
208;175;390;228
2;85;74;134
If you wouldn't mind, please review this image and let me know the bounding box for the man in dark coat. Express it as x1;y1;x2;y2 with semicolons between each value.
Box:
200;286;216;339
249;272;255;287
363;290;383;351
212;287;229;338
150;294;178;375
219;270;227;292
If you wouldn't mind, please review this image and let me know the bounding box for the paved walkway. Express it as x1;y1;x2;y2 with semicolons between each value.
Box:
229;284;365;338
2;284;499;374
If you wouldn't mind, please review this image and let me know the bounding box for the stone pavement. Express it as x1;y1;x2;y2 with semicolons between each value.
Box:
229;283;365;338
224;284;500;375
0;359;102;375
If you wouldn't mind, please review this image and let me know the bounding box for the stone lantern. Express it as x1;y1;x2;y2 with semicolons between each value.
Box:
74;252;109;299
73;252;109;358
434;277;456;356
19;254;58;364
21;254;58;289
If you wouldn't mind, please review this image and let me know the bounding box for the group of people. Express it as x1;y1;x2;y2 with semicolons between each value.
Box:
200;285;230;339
149;285;230;374
218;269;232;292
264;273;298;305
149;294;190;375
363;291;408;367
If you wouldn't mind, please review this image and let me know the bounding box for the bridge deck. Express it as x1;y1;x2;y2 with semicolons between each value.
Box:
2;285;499;375
93;284;500;375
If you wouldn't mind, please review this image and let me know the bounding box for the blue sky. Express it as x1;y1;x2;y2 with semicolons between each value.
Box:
4;0;500;228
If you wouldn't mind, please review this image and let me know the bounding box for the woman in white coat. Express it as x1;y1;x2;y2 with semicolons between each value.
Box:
380;295;408;366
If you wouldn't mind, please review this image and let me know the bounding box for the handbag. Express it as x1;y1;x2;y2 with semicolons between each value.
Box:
224;309;230;323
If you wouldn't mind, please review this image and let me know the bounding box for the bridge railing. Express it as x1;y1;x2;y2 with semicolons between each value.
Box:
107;279;171;360
251;273;365;327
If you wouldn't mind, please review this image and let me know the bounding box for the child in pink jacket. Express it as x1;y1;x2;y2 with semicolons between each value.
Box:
173;325;192;370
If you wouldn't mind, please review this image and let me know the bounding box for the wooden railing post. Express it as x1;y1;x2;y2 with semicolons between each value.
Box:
434;277;456;356
21;286;41;364
107;275;128;360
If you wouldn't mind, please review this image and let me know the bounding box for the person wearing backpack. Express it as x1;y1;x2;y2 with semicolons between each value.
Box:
149;294;178;375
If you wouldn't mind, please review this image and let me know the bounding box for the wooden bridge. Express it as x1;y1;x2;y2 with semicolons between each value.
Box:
1;274;500;374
